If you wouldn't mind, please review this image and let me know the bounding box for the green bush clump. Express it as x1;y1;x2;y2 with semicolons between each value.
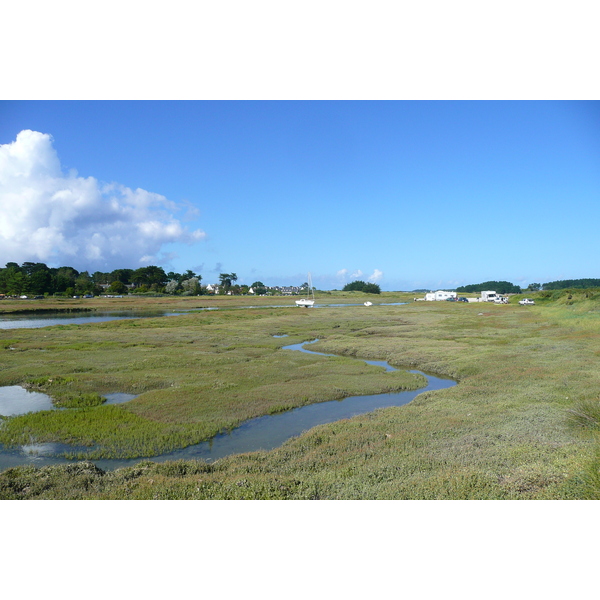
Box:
342;281;381;294
579;452;600;499
26;375;75;388
53;393;106;409
567;399;600;430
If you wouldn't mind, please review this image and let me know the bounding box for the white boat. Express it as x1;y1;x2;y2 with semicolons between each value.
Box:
364;301;373;306
295;273;315;307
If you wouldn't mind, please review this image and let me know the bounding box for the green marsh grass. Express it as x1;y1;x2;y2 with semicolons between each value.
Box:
0;306;422;460
1;295;600;498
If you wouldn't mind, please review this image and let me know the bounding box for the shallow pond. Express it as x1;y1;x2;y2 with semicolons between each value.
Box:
103;393;139;405
0;310;188;329
0;390;139;471
0;386;54;416
0;339;455;472
0;387;139;418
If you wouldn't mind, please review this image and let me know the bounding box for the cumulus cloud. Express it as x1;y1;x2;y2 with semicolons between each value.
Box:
337;268;365;280
368;269;383;283
0;130;206;270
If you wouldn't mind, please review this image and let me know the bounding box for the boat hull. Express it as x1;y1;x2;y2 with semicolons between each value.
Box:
295;299;315;307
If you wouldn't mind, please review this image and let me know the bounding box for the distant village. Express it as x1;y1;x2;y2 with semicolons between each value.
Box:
91;282;305;296
0;261;310;298
204;284;304;296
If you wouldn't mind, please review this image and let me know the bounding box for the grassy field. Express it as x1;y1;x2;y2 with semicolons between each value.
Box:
1;290;599;499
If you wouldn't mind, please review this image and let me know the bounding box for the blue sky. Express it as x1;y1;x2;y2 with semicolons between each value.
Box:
1;100;599;291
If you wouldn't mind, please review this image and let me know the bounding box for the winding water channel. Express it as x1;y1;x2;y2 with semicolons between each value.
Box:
0;333;455;473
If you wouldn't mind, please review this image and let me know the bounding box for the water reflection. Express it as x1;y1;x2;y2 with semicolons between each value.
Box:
0;310;184;329
103;393;138;405
0;386;54;416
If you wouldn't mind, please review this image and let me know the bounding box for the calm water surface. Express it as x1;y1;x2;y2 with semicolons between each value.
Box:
0;386;54;416
103;393;139;405
0;310;188;329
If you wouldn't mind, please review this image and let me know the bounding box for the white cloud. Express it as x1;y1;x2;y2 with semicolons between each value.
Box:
0;130;206;270
368;269;383;283
337;268;365;281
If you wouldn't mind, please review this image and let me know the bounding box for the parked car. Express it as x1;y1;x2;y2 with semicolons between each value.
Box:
457;297;468;302
519;298;535;305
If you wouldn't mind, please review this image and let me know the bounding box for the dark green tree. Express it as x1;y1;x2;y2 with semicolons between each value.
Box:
363;283;381;294
110;269;134;284
29;269;52;295
92;271;110;285
132;266;167;288
52;267;79;294
21;262;48;277
251;281;267;295
108;281;127;294
219;272;238;292
75;271;94;293
166;271;182;283
0;266;27;295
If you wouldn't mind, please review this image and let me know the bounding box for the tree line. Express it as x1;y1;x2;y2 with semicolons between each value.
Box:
539;278;600;291
0;262;193;297
455;279;600;294
0;262;300;298
455;281;522;294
